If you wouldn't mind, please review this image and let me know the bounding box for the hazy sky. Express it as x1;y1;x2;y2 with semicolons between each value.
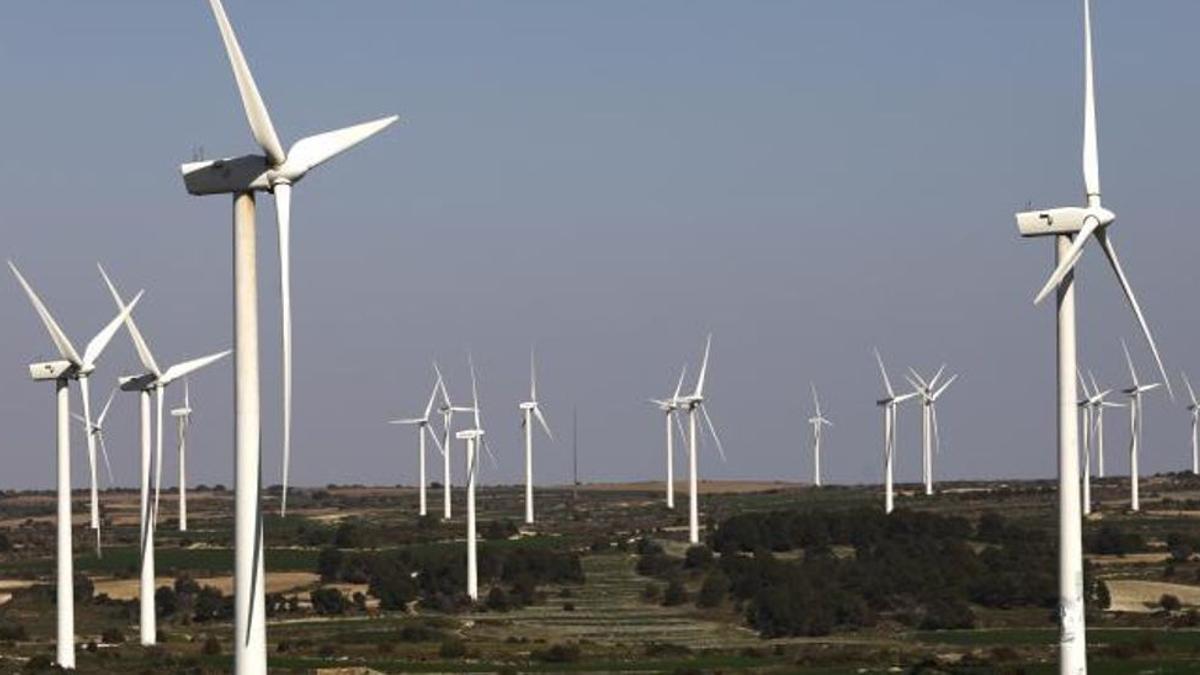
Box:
2;1;1199;491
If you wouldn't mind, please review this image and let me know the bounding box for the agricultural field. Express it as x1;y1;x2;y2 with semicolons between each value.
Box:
0;473;1199;673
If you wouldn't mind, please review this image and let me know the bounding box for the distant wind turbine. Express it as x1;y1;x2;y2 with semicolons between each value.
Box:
520;350;554;525
1183;374;1199;475
906;366;957;496
676;335;725;545
807;384;833;487
434;362;476;520
875;349;917;514
9;262;140;670
72;387;118;491
389;370;444;517
456;356;494;601
1122;340;1161;513
649;366;688;509
170;380;195;531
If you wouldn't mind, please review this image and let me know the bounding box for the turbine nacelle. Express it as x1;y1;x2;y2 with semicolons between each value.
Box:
1015;205;1115;238
181;155;272;196
29;360;75;381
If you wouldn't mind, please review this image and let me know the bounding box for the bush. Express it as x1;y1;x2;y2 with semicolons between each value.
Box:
100;627;124;644
684;545;714;570
1161;594;1183;612
662;578;689;606
697;570;730;608
310;587;347;616
485;586;511;612
920;597;976;630
439;638;467;658
532;642;582;663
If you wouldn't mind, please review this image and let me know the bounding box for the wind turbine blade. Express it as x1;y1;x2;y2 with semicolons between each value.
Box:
874;348;895;398
534;406;553;441
907;367;928;389
98;264;161;376
932;374;958;400
1121;338;1138;388
423;376;441;420
694;334;712;397
8;262;83;365
1184;372;1198;407
482;437;499;469
469;354;481;430
1089;371;1102;400
280;117;399;178
1077;370;1091;399
206;0;286;165
1082;0;1100;200
97;386;117;427
82;290;145;368
98;432;115;486
672;364;688;401
673;410;687;453
931;404;941;455
184;377;191;409
425;424;445;457
929;365;946;389
530;347;537;402
160;350;232;384
79;376;99;528
700;404;726;462
1033;216;1100;306
1097;231;1172;399
70;412;88;426
811;382;821;417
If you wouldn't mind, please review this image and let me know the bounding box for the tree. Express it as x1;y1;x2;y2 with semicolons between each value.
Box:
1161;594;1183;612
662;578;689;607
697;570;730;608
684;545;714;570
310;587;347;616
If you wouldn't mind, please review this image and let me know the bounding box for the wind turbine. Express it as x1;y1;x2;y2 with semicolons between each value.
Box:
676;335;725;545
1078;371;1122;514
1013;2;1171;669
807;383;833;487
182;2;396;669
171;380;194;532
1122;340;1161;513
649;366;688;509
434;362;476;520
9;262;140;670
520;350;554;525
388;371;444;517
1183;374;1199;475
71;387;118;492
455;357;489;601
906;366;958;496
102;268;229;647
875;349;917;514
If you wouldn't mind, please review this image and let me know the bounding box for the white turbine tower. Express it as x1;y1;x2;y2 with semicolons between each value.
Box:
1184;374;1200;475
102;268;230;646
182;2;396;669
1082;371;1122;479
906;366;958;496
676;335;725;545
520;350;553;525
9;263;140;670
875;349;917;514
171;380;195;531
807;384;833;487
1077;372;1104;515
1122;341;1161;513
1013;2;1171;670
434;362;476;520
456;357;491;601
649;366;688;510
389;371;444;517
72;387;119;493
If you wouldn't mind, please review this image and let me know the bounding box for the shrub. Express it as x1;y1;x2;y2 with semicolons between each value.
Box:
684;545;714;570
439;638;467;658
662;578;689;606
697;570;730;608
100;627;124;644
532;642;582;663
1161;594;1183;612
485;586;511;612
310;587;347;616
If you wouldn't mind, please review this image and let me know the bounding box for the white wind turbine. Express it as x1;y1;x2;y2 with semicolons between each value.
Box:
102;268;230;646
520;351;553;525
1077;372;1108;515
171;380;195;532
182;2;396;669
875;349;918;514
649;366;688;510
9;263;141;670
434;362;476;520
389;371;444;517
1013;2;1171;669
676;335;725;545
807;383;833;487
456;357;492;601
71;387;118;493
1122;340;1161;513
1182;374;1199;476
906;366;958;496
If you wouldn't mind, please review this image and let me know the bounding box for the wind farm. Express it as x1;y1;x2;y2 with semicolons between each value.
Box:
4;1;1200;674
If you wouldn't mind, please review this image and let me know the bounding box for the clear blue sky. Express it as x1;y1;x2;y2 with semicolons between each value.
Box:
1;1;1199;490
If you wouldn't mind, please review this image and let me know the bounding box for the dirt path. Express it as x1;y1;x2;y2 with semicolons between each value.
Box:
1107;580;1200;613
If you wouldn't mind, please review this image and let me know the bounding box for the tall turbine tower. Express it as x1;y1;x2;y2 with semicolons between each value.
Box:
389;372;444;517
1013;2;1171;670
1122;341;1161;513
9;263;140;670
875;349;917;514
676;335;725;545
103;270;229;646
649;366;688;509
171;380;194;531
1183;374;1199;475
456;358;487;600
182;2;396;670
807;383;833;487
906;366;957;496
